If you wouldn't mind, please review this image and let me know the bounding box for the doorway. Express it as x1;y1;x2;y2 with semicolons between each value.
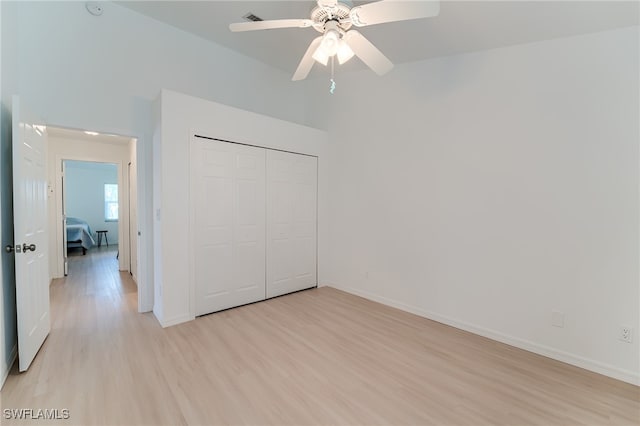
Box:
62;160;119;276
47;127;138;284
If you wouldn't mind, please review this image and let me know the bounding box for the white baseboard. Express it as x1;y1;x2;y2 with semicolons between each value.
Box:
157;313;194;328
1;344;18;390
332;284;640;386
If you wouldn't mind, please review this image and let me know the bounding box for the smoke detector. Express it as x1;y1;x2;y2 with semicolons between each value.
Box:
86;2;104;16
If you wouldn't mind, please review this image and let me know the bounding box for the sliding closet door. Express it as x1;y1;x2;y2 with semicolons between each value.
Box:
266;150;317;298
193;138;266;316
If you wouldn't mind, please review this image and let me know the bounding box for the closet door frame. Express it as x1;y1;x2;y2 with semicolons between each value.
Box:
189;134;318;318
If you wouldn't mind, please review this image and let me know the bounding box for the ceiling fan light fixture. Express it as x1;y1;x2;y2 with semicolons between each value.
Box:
320;29;340;56
313;27;341;65
337;39;354;64
312;45;330;66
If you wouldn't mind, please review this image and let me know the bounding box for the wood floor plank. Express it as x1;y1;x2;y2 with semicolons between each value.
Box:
0;246;638;425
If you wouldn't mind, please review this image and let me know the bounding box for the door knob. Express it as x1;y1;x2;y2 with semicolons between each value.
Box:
22;243;36;252
5;245;15;253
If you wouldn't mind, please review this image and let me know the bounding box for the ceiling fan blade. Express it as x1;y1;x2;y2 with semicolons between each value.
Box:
350;0;440;27
292;37;324;81
343;30;393;76
317;0;338;7
229;19;313;32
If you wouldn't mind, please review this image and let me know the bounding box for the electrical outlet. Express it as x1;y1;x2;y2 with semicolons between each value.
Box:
619;325;632;343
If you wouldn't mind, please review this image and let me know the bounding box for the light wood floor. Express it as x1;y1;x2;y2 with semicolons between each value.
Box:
1;248;638;425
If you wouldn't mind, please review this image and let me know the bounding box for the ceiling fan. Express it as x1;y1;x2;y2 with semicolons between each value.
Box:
229;0;440;81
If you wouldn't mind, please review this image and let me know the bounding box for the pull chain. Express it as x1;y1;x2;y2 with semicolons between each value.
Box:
329;56;336;95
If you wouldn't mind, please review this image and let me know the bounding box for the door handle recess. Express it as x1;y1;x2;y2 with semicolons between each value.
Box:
22;243;36;252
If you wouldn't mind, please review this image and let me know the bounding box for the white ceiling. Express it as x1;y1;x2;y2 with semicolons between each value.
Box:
116;1;639;77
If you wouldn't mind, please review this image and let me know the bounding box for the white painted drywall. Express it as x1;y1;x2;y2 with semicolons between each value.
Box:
64;161;119;245
0;0;4;389
1;0;636;390
0;0;5;388
0;1;18;389
325;27;640;385
0;0;320;327
129;140;138;283
6;1;317;134
47;135;131;279
154;90;329;327
151;98;163;321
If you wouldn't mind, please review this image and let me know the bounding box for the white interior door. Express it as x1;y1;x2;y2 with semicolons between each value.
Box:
11;95;50;372
266;150;317;298
192;138;266;316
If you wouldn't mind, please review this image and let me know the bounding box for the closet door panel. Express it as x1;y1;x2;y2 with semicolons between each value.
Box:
267;151;317;298
194;139;266;316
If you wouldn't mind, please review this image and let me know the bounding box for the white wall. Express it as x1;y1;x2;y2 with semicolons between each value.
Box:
0;1;18;388
65;161;119;245
1;0;636;389
0;0;4;388
48;135;131;279
129;140;138;283
152;99;163;321
7;1;318;134
154;90;329;327
0;0;321;365
325;26;640;385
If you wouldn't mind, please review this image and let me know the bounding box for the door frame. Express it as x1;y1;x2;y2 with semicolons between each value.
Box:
48;125;152;314
58;158;126;270
188;132;319;319
128;161;133;274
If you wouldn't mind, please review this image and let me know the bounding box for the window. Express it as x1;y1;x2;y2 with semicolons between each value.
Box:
104;183;118;221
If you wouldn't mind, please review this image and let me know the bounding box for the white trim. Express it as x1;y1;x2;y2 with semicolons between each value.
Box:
47;127;152;315
188;134;196;321
187;130;320;320
333;284;640;386
136;134;153;313
55;155;128;274
0;344;18;390
158;314;194;328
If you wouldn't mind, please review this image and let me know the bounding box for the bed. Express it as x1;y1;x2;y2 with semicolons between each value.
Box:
66;217;96;255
